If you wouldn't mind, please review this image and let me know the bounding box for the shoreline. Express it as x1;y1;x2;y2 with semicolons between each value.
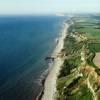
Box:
37;22;69;100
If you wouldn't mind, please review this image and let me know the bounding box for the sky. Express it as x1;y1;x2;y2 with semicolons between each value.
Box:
0;0;99;15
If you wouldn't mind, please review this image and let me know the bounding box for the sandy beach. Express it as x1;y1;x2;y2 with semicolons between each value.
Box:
41;23;69;100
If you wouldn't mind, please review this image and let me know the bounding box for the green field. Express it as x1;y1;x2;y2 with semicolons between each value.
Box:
88;43;100;52
74;16;100;38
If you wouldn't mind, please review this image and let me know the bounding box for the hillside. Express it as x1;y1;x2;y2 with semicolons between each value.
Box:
56;14;100;100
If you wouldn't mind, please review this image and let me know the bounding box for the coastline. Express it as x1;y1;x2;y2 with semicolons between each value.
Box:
39;22;69;100
37;15;100;100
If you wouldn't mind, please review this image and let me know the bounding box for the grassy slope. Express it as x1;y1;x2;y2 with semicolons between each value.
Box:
56;14;100;100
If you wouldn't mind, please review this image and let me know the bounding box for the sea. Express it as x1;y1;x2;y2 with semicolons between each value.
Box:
0;15;68;100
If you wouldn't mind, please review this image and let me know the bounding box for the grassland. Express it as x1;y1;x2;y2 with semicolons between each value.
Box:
88;43;100;52
56;14;100;100
74;16;100;39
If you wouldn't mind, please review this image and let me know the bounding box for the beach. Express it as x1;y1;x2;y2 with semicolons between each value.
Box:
41;23;69;100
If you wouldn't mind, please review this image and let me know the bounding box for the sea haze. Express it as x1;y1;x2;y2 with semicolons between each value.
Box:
0;15;67;100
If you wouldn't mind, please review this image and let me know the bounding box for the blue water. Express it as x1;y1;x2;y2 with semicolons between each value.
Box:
0;15;67;100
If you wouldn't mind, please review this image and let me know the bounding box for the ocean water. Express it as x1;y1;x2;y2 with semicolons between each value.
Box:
0;15;67;100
